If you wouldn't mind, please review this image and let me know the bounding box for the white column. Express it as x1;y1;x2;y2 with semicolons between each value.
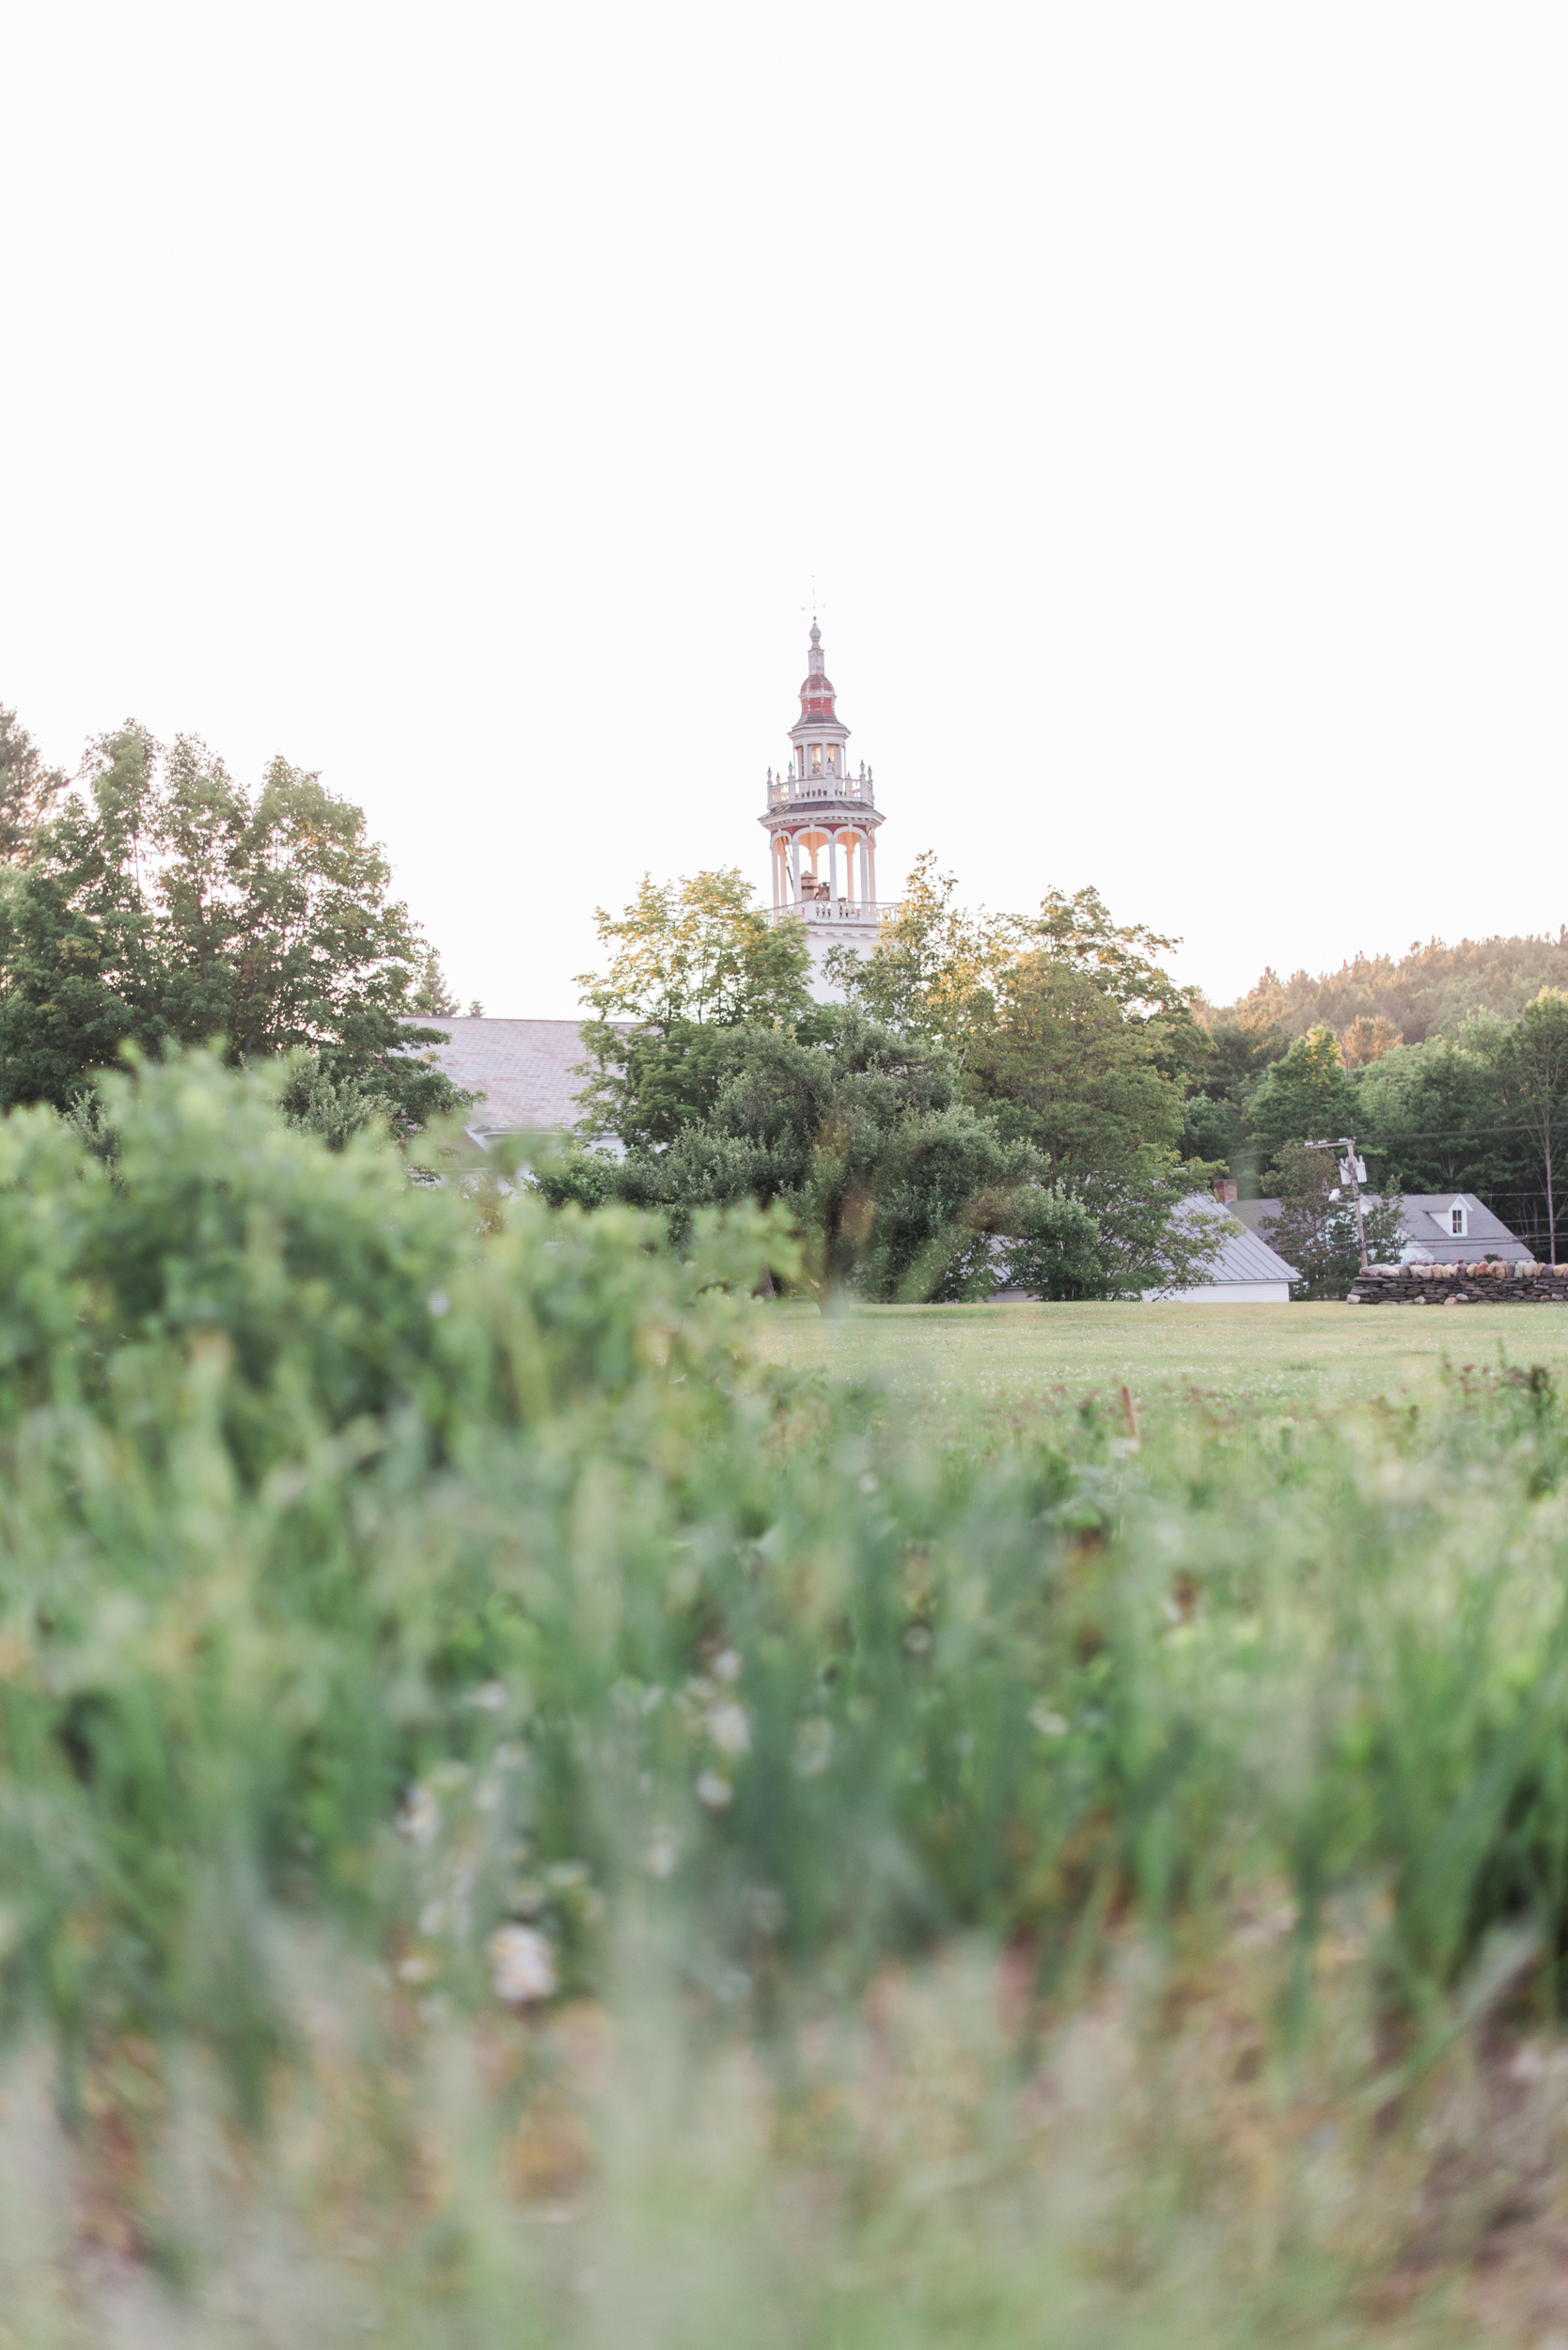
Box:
791;836;801;901
772;838;781;908
828;832;839;901
868;834;877;908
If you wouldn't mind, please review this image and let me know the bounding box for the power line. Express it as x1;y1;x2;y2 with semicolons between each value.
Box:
1285;1120;1545;1147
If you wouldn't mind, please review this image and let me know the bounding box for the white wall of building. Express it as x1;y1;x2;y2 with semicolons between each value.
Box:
1143;1280;1294;1305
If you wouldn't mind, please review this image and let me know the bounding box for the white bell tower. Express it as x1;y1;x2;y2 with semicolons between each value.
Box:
760;621;894;997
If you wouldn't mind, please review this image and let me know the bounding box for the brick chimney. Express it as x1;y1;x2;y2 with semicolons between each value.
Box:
1213;1179;1239;1206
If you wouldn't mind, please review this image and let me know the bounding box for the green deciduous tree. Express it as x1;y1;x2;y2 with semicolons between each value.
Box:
963;953;1188;1169
0;721;464;1130
0;704;68;864
1354;1033;1510;1197
1178;1017;1289;1171
1244;1026;1360;1170
828;852;1200;1070
573;869;815;1148
823;853;1014;1050
540;1012;1220;1307
541;1014;1057;1305
825;855;1215;1275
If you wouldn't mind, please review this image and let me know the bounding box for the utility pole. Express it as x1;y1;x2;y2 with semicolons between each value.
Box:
1308;1135;1372;1272
1338;1136;1370;1271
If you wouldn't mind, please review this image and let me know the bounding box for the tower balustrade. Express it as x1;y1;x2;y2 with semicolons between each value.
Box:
765;773;875;808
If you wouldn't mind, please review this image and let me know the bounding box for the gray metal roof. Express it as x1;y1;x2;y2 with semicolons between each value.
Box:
1175;1194;1300;1284
1230;1192;1530;1264
419;1018;597;1136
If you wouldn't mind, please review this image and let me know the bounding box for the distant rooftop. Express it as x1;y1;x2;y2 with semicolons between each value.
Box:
1230;1192;1530;1264
1178;1193;1300;1284
420;1017;596;1138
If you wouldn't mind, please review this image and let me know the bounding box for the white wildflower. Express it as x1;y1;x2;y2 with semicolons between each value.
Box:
426;1288;451;1318
488;1923;557;2005
793;1718;834;1778
397;1786;442;1846
697;1772;733;1810
706;1702;751;1758
1029;1705;1070;1738
644;1825;679;1879
469;1680;508;1713
712;1648;743;1684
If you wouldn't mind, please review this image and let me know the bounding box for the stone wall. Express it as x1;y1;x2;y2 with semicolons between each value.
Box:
1348;1262;1568;1305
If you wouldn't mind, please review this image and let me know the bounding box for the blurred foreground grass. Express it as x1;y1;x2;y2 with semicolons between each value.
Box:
5;1062;1568;2342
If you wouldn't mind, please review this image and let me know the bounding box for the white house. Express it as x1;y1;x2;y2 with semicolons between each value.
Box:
1142;1192;1299;1304
1229;1192;1531;1267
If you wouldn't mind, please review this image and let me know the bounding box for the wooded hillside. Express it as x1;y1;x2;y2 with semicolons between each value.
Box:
1212;932;1568;1051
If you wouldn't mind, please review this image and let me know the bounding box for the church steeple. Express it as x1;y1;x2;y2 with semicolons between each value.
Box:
787;618;851;776
799;619;837;723
759;620;890;1001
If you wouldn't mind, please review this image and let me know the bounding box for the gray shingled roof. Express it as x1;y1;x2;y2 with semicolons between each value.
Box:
1230;1192;1529;1264
1176;1193;1299;1284
419;1018;596;1137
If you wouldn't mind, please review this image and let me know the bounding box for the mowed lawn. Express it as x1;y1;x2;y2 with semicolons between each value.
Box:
750;1297;1568;1423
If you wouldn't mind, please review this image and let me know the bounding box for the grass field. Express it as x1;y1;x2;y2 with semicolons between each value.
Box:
20;1071;1568;2344
751;1296;1568;1422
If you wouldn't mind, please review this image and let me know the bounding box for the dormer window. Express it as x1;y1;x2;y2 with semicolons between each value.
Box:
1450;1206;1465;1235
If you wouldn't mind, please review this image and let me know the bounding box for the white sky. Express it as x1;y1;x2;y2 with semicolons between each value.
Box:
3;4;1564;1017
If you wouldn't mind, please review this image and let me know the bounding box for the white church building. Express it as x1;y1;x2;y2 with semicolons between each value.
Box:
426;622;889;1144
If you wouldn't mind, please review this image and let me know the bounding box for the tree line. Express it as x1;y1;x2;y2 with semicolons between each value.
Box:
1187;995;1568;1266
8;684;1562;1295
539;857;1228;1303
0;701;469;1139
547;854;1568;1302
1214;932;1568;1054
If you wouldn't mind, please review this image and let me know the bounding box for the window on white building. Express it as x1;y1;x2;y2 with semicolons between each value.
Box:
1450;1205;1466;1235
